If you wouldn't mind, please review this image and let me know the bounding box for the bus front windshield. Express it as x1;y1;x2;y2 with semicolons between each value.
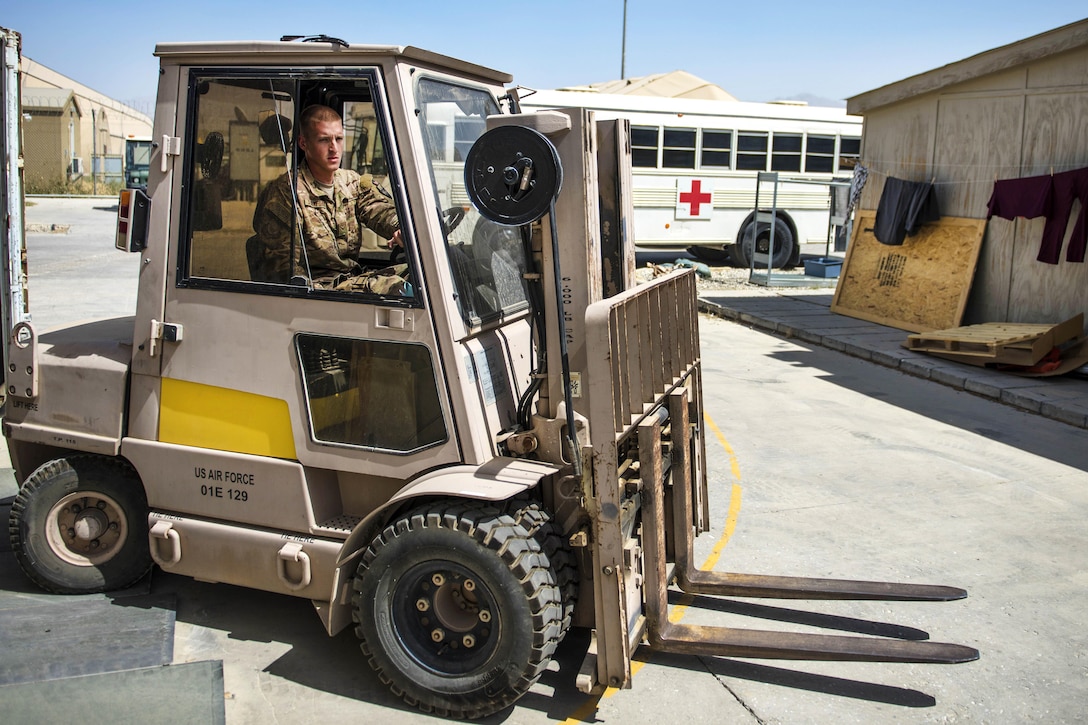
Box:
414;78;529;327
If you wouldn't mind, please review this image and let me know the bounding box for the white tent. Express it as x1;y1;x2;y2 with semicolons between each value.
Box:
559;70;736;101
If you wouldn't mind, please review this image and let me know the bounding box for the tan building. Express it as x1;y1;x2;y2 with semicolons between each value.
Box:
20;56;152;188
846;19;1088;327
21;87;83;188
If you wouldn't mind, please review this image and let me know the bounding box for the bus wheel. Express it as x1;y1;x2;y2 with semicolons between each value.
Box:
735;217;796;269
687;245;731;265
352;501;563;718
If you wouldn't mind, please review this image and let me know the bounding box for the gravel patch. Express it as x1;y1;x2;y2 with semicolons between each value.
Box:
635;260;834;294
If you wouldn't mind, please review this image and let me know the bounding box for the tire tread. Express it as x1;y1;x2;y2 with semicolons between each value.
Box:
351;499;563;719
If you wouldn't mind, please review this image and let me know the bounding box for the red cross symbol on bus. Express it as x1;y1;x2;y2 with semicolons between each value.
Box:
679;179;712;216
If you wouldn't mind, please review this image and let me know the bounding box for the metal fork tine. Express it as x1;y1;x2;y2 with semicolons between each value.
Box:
678;570;968;601
644;390;978;666
651;621;980;663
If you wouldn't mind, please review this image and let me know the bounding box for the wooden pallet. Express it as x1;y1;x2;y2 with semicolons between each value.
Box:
905;314;1084;367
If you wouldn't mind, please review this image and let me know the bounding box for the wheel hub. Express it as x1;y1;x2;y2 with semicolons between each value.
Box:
72;506;109;541
46;493;127;566
429;573;489;637
395;563;499;673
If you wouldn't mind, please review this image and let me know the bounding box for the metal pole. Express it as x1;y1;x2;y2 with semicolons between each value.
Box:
91;110;97;195
621;0;627;79
68;113;75;182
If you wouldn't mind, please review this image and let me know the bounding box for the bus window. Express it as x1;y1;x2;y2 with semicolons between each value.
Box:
701;130;732;168
454;116;486;161
662;127;696;169
771;133;802;172
805;135;836;173
839;137;861;170
737;131;768;171
631;125;659;167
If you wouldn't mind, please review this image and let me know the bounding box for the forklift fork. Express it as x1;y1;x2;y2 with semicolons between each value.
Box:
639;388;979;665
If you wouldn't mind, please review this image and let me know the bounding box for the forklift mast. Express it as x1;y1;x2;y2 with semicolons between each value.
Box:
1;27;29;379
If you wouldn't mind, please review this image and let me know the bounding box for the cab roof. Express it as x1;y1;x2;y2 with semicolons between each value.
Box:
153;39;513;85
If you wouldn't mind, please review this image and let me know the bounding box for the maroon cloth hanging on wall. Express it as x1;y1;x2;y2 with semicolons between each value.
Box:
986;174;1052;220
1038;168;1088;264
987;168;1088;264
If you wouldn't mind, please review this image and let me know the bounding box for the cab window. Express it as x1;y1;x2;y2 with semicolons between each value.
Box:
180;72;414;301
414;77;530;327
296;333;446;452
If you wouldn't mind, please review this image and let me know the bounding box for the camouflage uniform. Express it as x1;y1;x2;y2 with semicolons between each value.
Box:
250;163;406;293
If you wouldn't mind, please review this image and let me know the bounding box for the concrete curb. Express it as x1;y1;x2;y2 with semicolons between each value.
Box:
699;295;1088;429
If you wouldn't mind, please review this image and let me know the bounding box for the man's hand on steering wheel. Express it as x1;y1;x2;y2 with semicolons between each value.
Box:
388;203;464;263
389;229;405;263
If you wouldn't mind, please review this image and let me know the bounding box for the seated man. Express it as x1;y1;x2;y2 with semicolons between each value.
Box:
249;104;408;294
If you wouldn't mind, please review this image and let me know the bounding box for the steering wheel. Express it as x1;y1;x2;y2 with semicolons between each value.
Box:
389;243;405;265
442;205;467;235
386;205;467;265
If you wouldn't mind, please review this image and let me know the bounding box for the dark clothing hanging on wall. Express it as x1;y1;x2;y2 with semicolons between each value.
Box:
873;177;941;246
847;163;869;214
1038;168;1088;264
986;174;1052;220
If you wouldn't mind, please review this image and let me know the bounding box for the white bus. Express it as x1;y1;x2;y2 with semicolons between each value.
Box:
517;89;862;267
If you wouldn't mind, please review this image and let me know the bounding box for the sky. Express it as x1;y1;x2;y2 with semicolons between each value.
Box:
3;2;1086;116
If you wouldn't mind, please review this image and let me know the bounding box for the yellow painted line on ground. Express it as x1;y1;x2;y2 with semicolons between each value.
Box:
668;420;743;621
558;411;743;723
705;410;742;484
701;411;744;568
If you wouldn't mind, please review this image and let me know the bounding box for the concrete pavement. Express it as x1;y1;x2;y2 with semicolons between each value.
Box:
4;198;1088;722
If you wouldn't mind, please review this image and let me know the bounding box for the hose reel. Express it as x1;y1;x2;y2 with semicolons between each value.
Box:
464;125;562;226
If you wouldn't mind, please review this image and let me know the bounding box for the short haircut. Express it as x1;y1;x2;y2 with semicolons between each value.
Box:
299;105;342;139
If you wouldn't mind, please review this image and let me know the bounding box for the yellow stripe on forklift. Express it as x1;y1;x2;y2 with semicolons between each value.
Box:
158;378;297;459
558;411;743;724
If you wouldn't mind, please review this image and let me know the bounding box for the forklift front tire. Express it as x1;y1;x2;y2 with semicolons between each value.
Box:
352;501;563;719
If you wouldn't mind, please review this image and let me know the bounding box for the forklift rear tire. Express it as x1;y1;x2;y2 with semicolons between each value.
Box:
8;456;152;594
352;501;563;718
